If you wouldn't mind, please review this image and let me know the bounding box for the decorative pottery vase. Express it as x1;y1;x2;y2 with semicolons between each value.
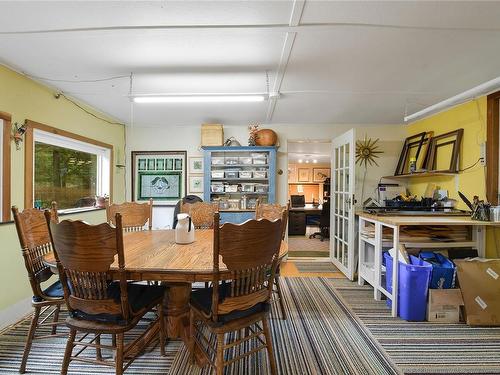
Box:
255;129;278;146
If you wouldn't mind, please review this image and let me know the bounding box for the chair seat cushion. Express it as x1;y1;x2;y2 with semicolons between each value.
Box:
33;280;64;302
190;283;269;324
71;282;166;324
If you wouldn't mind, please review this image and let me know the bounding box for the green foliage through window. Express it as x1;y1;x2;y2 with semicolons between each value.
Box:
34;142;97;209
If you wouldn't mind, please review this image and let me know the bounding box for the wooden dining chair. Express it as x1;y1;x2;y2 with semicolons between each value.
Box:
255;200;289;319
12;202;65;374
106;198;153;231
44;212;166;375
181;201;219;229
189;214;282;375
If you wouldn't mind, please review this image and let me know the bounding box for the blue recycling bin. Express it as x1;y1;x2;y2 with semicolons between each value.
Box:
419;251;456;289
384;253;432;321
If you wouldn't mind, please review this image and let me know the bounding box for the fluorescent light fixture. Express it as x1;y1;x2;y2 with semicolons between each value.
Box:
404;76;500;123
133;94;266;103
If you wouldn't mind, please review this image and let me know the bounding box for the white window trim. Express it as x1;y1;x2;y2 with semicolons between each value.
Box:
33;129;111;211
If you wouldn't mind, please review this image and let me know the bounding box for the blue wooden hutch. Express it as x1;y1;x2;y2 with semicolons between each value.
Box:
202;146;277;224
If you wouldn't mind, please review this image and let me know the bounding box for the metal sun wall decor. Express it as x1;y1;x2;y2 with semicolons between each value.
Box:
355;136;383;167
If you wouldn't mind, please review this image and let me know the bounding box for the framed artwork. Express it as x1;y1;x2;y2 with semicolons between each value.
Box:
132;151;187;205
189;175;204;193
298;168;310;182
189;157;204;174
313;168;331;182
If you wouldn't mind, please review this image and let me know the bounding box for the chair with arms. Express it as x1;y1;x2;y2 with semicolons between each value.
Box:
189;214;282;375
309;200;330;241
12;202;64;374
106;198;153;231
181;201;219;229
255;199;289;319
45;212;166;375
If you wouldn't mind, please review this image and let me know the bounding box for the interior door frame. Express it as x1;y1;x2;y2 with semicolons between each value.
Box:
330;128;356;280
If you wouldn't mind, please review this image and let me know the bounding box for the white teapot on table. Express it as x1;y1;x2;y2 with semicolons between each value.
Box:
175;213;195;244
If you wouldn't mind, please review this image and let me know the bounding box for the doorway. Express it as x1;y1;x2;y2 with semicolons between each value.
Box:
287;140;331;261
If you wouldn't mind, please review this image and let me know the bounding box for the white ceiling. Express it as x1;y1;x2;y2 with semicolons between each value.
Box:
1;1;500;127
288;141;331;163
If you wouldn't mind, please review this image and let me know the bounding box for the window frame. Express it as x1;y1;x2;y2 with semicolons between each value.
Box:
25;120;113;212
486;90;500;205
0;111;11;222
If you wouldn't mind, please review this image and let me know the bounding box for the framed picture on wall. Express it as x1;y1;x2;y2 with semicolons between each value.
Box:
313;168;331;182
189;157;204;174
298;168;310;182
189;176;204;193
132;151;187;205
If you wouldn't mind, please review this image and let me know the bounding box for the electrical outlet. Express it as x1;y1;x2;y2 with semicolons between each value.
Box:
480;142;486;166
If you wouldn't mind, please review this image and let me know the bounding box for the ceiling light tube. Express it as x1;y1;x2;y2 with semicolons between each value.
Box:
404;76;500;123
133;94;266;103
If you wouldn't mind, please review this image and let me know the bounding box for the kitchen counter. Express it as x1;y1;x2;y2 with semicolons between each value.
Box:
357;211;498;226
356;211;500;318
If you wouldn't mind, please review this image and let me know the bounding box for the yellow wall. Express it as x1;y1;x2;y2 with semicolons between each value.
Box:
406;97;499;258
0;65;126;310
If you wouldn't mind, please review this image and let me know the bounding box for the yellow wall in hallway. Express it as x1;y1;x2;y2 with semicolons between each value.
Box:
0;65;126;310
406;97;499;258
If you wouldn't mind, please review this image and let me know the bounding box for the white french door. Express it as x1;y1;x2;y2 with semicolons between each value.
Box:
331;129;356;280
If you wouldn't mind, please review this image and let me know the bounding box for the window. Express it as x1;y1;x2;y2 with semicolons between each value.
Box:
25;121;112;211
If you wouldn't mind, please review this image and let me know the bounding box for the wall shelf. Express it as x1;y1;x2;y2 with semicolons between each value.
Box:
383;172;457;179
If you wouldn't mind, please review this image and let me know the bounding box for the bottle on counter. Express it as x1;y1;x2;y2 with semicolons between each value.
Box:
241;195;247;210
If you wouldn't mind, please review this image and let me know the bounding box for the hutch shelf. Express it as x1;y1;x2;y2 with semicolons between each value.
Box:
202;146;277;224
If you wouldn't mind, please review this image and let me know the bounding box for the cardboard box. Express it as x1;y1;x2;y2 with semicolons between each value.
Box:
455;258;500;326
427;289;463;323
201;124;224;146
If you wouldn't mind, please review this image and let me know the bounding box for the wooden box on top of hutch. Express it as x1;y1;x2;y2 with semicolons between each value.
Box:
202;146;277;224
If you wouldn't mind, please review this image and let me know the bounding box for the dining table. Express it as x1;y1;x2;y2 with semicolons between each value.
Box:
43;228;288;364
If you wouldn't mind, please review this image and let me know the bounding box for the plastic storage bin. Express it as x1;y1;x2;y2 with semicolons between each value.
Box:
253;170;267;179
239;157;253;165
385;253;432;321
225;170;240;179
211;171;224;179
419;252;456;289
239;171;253;179
225;157;239;165
211;157;224;165
241;183;254;192
211;183;224;193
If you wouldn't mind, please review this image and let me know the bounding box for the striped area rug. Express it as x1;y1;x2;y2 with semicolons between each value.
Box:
0;278;400;375
330;278;500;374
170;277;400;375
294;262;339;273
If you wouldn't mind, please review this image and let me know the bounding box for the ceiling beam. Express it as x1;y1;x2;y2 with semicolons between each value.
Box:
266;0;305;122
2;22;500;35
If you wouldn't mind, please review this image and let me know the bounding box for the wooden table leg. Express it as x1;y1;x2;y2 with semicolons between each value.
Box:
163;282;207;366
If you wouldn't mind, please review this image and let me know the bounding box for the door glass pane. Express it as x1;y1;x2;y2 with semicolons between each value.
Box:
345;142;350;167
338;145;344;166
339;170;344;191
335;147;339;169
343;242;348;266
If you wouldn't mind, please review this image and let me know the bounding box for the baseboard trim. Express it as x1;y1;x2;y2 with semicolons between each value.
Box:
0;298;32;331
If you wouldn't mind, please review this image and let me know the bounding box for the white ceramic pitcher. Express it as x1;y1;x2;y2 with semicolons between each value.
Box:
175;213;195;244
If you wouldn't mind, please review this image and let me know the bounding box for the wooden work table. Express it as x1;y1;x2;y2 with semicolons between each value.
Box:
44;229;288;365
356;211;499;318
